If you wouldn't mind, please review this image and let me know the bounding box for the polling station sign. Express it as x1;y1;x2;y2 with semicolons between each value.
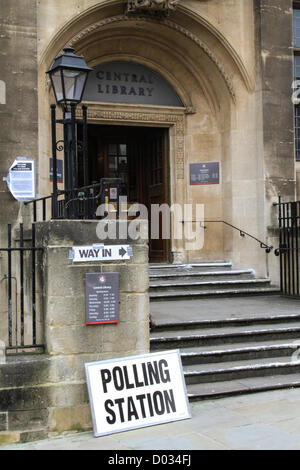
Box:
85;350;191;437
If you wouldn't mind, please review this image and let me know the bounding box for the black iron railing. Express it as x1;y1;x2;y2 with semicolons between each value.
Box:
0;224;44;353
24;178;122;223
183;220;273;253
274;197;300;297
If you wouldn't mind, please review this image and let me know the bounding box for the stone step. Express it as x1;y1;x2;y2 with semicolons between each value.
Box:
152;313;300;332
149;262;278;300
186;374;300;401
149;262;233;272
150;322;300;350
150;285;280;300
180;340;300;364
183;356;300;384
149;269;255;282
150;278;271;290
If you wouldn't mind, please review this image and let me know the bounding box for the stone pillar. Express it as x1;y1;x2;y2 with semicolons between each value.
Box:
0;0;38;358
0;0;38;234
34;219;149;434
254;0;295;284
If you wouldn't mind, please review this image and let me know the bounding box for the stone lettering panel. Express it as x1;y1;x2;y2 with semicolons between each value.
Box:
83;61;183;107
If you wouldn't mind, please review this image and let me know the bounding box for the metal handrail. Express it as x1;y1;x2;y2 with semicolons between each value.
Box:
182;219;273;253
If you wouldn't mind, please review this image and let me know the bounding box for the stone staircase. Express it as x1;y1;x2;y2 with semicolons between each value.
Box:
149;262;279;300
149;263;300;401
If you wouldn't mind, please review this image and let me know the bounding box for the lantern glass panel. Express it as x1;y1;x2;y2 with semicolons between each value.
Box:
50;70;64;103
62;69;88;103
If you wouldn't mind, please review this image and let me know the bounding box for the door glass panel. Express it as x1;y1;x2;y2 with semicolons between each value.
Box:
119;144;127;155
108;144;117;155
109;156;117;170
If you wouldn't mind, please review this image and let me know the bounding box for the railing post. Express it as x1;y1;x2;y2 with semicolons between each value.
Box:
51;104;58;219
31;223;36;346
7;224;12;348
82;104;89;187
19;223;24;347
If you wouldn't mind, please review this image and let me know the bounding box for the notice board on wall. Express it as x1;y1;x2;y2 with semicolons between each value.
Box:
190;162;220;185
3;157;36;201
85;350;191;437
85;272;119;325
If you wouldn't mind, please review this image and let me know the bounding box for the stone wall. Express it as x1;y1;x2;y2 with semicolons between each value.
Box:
254;0;295;284
0;220;149;444
0;0;38;234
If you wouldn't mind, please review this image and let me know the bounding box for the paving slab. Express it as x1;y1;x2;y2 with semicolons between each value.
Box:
2;388;300;450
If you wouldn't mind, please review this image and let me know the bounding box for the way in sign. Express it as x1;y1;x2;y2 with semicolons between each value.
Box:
71;244;132;262
79;247;112;259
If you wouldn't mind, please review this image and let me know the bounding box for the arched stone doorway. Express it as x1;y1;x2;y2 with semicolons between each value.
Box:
38;1;260;270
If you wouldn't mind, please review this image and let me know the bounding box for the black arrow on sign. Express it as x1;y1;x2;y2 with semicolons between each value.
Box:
119;247;127;257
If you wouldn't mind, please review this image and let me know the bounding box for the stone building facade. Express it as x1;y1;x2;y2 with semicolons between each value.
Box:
0;0;297;278
0;0;299;442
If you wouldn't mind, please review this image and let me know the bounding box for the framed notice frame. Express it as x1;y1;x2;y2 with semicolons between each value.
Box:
85;350;191;437
85;272;119;325
190;162;220;185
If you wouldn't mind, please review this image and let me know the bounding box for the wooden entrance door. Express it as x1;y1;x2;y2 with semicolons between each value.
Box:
144;130;168;263
88;125;168;262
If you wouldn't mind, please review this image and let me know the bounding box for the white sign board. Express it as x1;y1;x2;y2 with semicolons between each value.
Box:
85;350;191;437
3;157;36;201
70;244;133;262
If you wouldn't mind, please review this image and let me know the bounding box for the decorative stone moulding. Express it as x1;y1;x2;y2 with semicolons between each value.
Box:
127;0;179;16
69;15;236;102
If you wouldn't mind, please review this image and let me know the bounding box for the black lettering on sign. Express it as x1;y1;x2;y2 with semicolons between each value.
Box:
147;88;154;97
100;360;171;393
164;389;176;413
127;396;139;421
115;398;125;423
159;359;171;383
103;248;112;257
128;87;137;96
153;390;165;415
105;400;116;424
96;71;104;80
147;361;160;385
135;394;147;418
133;364;144;387
113;366;124;391
101;369;112;393
79;249;89;258
104;388;176;425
